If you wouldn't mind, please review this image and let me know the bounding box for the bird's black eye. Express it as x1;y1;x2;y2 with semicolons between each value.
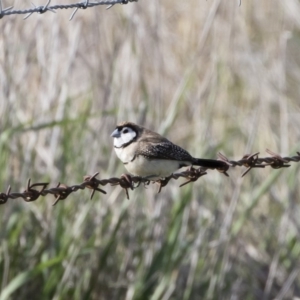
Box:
123;129;129;134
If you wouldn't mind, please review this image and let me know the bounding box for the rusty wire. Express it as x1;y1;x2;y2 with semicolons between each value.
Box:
0;149;299;205
0;0;138;20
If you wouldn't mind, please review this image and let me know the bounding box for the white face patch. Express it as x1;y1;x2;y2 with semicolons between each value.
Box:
113;126;137;148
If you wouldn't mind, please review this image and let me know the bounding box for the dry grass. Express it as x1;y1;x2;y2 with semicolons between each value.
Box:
1;0;300;299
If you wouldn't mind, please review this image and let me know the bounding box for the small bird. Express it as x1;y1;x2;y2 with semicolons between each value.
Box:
111;122;226;178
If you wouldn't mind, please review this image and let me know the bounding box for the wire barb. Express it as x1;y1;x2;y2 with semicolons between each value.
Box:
23;179;49;202
178;166;207;187
0;186;11;205
83;172;107;199
0;3;13;19
266;149;291;169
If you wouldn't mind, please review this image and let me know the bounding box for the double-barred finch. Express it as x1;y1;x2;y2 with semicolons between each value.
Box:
111;122;226;178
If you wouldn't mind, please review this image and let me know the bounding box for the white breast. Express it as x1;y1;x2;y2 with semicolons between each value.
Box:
114;146;135;164
121;155;191;178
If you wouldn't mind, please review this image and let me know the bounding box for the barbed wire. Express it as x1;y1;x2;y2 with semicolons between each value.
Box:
0;149;299;206
0;0;138;20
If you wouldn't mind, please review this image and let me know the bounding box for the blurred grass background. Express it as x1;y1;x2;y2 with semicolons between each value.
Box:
1;0;300;299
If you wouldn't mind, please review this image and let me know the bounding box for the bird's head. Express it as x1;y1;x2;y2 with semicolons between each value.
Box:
111;122;142;148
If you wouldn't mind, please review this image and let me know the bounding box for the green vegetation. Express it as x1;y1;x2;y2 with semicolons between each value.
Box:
1;0;300;299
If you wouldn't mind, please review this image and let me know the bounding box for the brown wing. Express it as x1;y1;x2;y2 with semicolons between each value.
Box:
136;136;193;161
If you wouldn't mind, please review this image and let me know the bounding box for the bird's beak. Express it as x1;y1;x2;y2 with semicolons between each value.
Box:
111;128;120;138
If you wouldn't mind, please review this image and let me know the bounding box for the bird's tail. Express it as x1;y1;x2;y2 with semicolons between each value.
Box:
193;158;226;170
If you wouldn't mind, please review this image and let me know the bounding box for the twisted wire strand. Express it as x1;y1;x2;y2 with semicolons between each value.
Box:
0;0;138;19
0;149;299;205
